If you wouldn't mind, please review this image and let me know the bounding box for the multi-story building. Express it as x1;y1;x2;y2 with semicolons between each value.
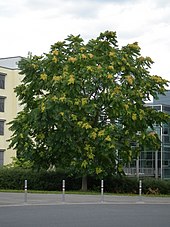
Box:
0;57;22;166
125;90;170;179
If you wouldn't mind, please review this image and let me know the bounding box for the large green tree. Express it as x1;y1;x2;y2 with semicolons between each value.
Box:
9;31;169;189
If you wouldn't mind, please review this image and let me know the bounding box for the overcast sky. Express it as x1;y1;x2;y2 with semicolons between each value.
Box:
0;0;170;81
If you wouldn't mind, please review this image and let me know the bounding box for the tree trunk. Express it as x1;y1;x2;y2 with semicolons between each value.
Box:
81;175;87;191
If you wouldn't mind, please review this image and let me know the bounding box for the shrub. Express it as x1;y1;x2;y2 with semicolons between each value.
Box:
0;167;170;194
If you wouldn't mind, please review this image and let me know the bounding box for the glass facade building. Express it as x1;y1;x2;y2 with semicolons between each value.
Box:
124;90;170;179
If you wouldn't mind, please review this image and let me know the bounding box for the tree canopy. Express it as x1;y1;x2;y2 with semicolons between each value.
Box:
9;31;169;178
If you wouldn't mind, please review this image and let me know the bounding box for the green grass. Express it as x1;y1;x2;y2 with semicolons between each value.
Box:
0;189;101;195
0;189;170;197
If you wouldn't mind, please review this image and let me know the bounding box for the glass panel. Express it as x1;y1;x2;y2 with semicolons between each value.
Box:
164;146;170;151
0;121;4;135
163;168;170;179
153;105;161;111
0;74;5;89
163;127;169;135
163;135;170;144
163;106;170;113
0;150;4;165
0;97;4;112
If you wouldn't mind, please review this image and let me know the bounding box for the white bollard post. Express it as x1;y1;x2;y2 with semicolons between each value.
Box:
62;180;65;203
139;180;142;196
24;180;27;203
101;180;104;203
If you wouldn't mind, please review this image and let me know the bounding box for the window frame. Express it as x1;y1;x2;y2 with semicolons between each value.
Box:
0;120;5;135
0;150;4;166
0;96;5;112
0;73;6;89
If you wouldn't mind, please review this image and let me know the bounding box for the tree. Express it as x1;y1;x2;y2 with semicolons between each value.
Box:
9;31;169;190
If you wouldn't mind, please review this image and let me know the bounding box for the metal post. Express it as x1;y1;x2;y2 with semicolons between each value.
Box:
136;158;139;179
101;180;104;202
24;180;27;203
139;180;142;196
155;150;158;179
62;180;65;203
160;105;163;179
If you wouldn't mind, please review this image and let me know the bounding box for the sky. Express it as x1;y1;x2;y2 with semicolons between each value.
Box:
0;0;170;82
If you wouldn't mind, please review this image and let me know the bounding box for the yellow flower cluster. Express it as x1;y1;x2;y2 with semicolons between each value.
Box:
108;65;114;70
98;130;105;137
86;66;93;72
52;50;59;55
126;75;134;85
59;95;66;102
68;57;77;63
107;74;112;79
74;99;80;105
152;75;164;83
41;102;45;112
84;144;94;160
139;109;145;120
81;54;87;59
51;96;57;101
109;51;115;57
40;73;47;81
81;98;88;106
77;121;92;129
53;75;61;82
124;104;129;111
52;56;58;63
88;53;94;58
132;113;137;121
82;122;92;129
96;167;102;174
105;135;111;142
90;131;97;139
80;47;86;52
59;112;64;116
112;86;121;96
68;75;75;85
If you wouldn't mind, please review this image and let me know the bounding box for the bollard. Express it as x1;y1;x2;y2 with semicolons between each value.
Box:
101;180;104;202
24;179;27;203
139;180;142;196
62;180;65;203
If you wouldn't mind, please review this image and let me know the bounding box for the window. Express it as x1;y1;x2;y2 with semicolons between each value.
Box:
0;74;5;89
0;150;4;165
163;135;170;144
153;105;161;111
0;120;5;135
163;106;170;112
163;127;169;135
0;97;5;112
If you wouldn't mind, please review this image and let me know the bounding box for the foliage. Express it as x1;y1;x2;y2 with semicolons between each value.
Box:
0;167;70;191
9;31;169;177
0;167;170;194
142;178;170;195
5;157;34;169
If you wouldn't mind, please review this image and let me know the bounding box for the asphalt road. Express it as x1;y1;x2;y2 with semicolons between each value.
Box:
0;193;170;227
0;203;170;227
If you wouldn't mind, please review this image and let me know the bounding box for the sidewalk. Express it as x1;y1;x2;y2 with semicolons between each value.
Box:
0;192;170;206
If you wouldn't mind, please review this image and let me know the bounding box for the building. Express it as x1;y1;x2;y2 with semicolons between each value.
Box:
124;90;170;179
0;57;22;166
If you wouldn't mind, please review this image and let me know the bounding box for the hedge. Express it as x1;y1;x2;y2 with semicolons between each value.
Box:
0;167;81;191
0;167;170;194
